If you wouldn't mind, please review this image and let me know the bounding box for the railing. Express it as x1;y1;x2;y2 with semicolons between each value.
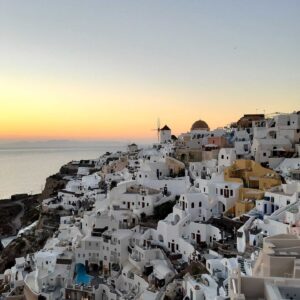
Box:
66;284;94;292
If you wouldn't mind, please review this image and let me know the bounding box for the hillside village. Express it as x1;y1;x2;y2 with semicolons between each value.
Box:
1;111;300;300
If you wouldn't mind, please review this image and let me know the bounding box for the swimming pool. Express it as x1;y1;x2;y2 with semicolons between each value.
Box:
75;263;93;285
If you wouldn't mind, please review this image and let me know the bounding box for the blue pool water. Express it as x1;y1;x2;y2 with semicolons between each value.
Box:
75;263;93;285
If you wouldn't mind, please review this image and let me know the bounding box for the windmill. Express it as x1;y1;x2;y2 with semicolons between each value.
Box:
151;118;161;143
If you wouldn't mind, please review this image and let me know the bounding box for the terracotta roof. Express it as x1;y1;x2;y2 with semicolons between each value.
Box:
237;114;265;128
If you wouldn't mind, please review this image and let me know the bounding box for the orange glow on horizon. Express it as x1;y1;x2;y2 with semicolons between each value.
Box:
1;1;300;142
1;74;299;141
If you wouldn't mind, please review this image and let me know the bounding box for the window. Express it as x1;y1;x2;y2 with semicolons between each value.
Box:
230;190;233;197
221;155;224;159
191;202;194;208
287;200;290;205
199;202;202;207
220;189;223;196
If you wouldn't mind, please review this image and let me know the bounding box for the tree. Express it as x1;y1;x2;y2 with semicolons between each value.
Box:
153;200;176;220
110;181;117;190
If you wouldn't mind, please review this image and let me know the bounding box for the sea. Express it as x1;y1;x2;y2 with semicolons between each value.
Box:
0;140;127;200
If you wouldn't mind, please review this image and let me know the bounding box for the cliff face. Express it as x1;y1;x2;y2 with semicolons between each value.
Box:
59;163;79;176
0;203;22;236
0;195;40;237
0;208;64;273
39;173;68;201
0;172;68;273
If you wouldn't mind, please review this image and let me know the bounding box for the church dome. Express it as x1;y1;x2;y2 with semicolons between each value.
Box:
191;119;209;131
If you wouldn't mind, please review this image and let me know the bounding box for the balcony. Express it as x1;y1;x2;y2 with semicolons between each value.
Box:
130;254;141;262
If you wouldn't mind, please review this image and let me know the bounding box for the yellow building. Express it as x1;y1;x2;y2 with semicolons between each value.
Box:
224;160;281;217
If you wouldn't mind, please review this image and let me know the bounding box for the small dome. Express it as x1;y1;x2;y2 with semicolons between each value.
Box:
191;119;209;131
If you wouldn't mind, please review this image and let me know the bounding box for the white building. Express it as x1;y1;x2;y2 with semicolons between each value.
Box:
160;125;172;144
218;148;237;171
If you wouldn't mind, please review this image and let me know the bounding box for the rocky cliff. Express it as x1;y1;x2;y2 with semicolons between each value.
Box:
0;171;68;273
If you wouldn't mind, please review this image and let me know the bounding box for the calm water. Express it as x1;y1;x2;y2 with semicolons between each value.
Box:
0;143;126;199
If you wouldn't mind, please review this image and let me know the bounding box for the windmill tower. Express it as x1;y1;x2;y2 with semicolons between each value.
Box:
160;125;171;144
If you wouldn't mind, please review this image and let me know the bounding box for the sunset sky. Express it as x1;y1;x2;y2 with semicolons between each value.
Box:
0;0;299;141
